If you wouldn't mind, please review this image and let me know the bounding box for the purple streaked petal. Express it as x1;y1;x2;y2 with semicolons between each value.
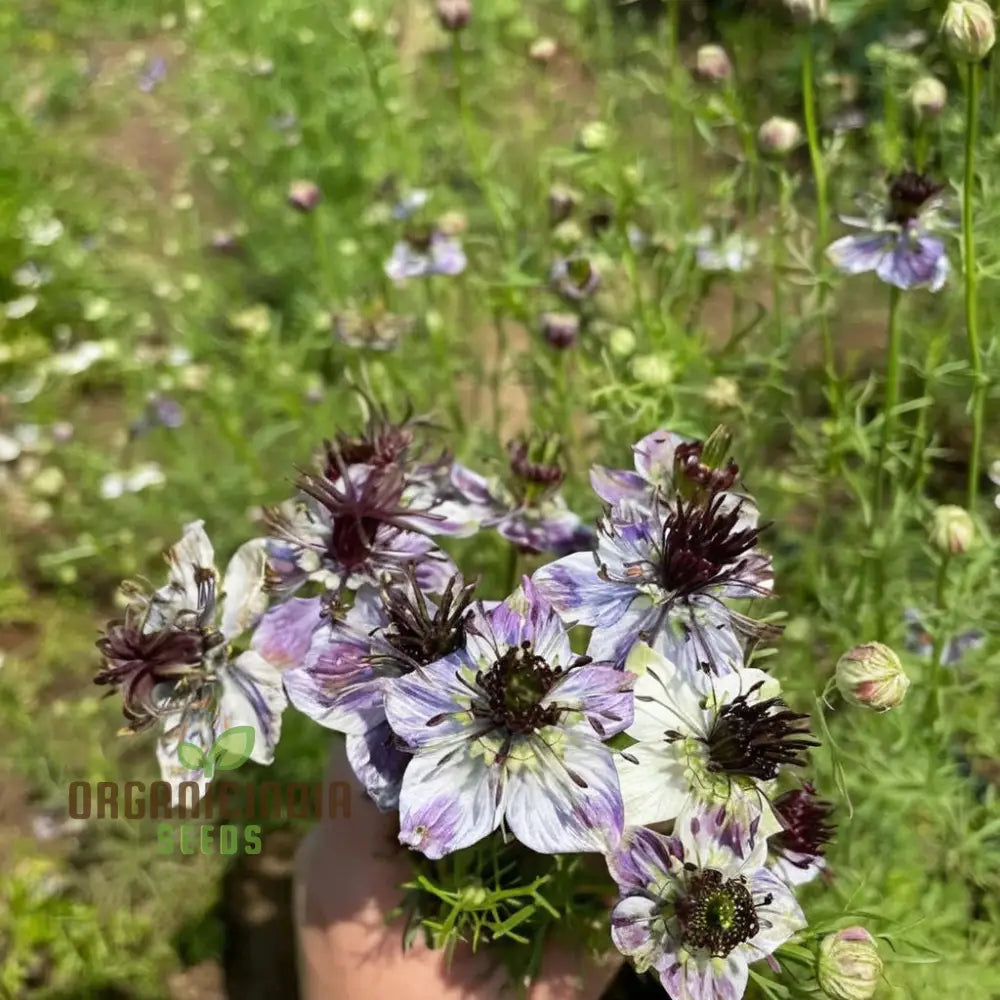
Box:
532;552;637;629
382;653;473;746
586;601;655;670
157;710;214;805
496;505;591;556
397;742;503;858
251;596;323;670
503;729;623;853
742;867;806;959
607;825;683;892
482;576;573;665
217;650;287;764
345;721;409;811
546;664;635;737
589;465;650;505
429;234;467;276
450;462;501;509
825;232;893;276
609;895;662;968
651;606;744;677
660;953;748;1000
632;430;688;490
875;234;948;291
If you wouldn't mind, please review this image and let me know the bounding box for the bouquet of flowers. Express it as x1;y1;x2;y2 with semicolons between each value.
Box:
94;406;844;999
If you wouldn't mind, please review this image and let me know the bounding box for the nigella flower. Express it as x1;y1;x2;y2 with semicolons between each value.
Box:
551;255;600;301
265;409;481;597
826;170;950;291
768;783;834;888
384;228;466;282
382;578;635;858
902;608;984;668
534;491;773;673
129;395;184;438
137;57;167;93
615;643;815;856
450;437;594;556
334;304;414;351
282;572;479;809
607;814;805;1000
689;227;759;274
94;521;286;802
590;427;744;510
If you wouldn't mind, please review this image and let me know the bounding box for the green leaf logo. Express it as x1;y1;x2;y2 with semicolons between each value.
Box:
177;742;208;772
175;726;255;780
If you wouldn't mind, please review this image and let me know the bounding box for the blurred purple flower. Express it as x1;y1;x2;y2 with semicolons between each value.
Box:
826;171;951;292
384;230;466;282
138;58;167;93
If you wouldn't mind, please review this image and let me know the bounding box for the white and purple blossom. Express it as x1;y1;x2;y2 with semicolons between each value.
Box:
382;578;634;858
95;521;286;803
385;229;466;282
550;255;600;301
534;492;772;673
615;643;814;857
606;815;805;1000
281;574;479;810
825;171;951;292
450;439;593;556
768;784;834;888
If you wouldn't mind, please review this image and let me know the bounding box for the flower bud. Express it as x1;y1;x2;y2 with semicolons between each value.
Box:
578;121;609;152
941;0;996;61
529;36;557;63
608;326;636;357
287;179;321;213
784;0;829;23
436;0;470;32
704;375;741;409
348;7;377;37
630;353;673;388
909;76;947;119
548;184;579;226
551;219;584;251
541;312;579;349
836;642;910;711
817;927;882;1000
694;44;732;83
930;504;976;554
757;116;801;156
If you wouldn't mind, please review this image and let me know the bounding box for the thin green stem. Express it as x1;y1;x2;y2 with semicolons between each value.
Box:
963;61;985;509
922;554;952;728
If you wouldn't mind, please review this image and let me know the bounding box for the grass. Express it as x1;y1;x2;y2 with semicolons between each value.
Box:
2;0;1000;997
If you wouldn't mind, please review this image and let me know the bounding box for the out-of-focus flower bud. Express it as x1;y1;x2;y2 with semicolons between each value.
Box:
930;504;976;554
541;312;579;349
437;0;470;32
349;8;377;37
817;927;882;1000
608;326;636;357
437;210;467;236
909;75;947;119
694;44;732;83
757;116;801;155
287;179;321;212
941;0;996;61
704;375;741;409
630;353;673;388
529;36;557;63
835;643;910;711
548;184;579;226
578;121;609;152
785;0;829;23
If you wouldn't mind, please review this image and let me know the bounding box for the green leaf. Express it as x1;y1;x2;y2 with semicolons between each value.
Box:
209;725;256;771
177;742;207;771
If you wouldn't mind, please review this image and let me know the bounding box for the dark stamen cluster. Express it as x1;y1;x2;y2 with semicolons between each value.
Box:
887;170;944;224
476;641;565;734
676;869;759;956
323;404;421;472
659;495;762;598
405;225;433;251
376;571;477;672
771;784;835;863
508;439;564;489
297;463;411;571
673;441;739;496
704;681;817;782
95;622;217;730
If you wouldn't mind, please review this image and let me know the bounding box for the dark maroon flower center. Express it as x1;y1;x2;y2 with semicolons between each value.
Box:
676;869;759;957
704;681;817;782
659;495;761;597
673;441;740;497
887;170;943;224
476;641;565;734
771;784;835;862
